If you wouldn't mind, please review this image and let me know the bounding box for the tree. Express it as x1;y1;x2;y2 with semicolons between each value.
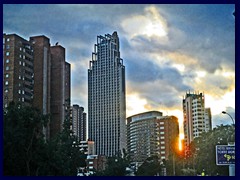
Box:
135;155;162;176
39;104;87;176
192;124;234;176
92;149;129;176
3;102;87;176
4;102;49;175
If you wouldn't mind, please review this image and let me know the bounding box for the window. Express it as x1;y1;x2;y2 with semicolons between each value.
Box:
19;61;22;65
23;62;25;66
160;122;164;124
160;131;165;134
19;75;21;80
6;59;9;63
5;81;8;85
5;74;9;78
18;90;21;94
19;54;22;58
7;38;10;42
6;66;9;71
22;98;24;102
6;45;10;49
20;47;22;51
6;52;10;56
5;89;8;93
160;126;164;130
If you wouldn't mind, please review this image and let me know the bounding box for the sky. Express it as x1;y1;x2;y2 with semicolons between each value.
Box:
3;4;235;129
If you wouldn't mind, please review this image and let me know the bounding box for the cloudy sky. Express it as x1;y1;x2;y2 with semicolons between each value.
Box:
3;4;235;128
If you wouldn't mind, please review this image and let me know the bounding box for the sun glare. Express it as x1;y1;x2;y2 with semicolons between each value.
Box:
143;21;167;37
126;94;149;117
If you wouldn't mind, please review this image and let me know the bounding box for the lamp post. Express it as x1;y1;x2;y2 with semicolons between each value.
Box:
222;111;234;125
222;111;235;176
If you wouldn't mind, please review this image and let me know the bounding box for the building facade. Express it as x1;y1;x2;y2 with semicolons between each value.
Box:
79;140;95;155
183;91;212;147
88;31;126;156
3;34;34;108
4;33;71;139
85;155;107;175
30;35;52;139
50;45;69;138
204;107;212;131
72;104;87;141
127;111;179;164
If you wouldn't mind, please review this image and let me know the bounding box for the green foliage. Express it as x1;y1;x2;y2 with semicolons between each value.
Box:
92;149;129;176
135;156;162;176
190;124;235;176
3;102;87;176
4;102;46;175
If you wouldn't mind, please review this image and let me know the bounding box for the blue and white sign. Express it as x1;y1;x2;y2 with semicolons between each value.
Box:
216;145;235;165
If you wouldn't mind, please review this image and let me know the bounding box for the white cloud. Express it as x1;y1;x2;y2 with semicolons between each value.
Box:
121;5;168;40
126;93;149;117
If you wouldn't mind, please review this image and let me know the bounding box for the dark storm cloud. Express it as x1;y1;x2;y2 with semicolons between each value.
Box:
3;4;235;126
165;4;235;73
127;56;191;92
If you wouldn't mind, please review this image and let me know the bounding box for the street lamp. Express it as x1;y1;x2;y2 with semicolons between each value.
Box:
222;111;234;125
222;111;235;176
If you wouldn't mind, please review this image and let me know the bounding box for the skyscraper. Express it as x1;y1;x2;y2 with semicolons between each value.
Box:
88;31;126;156
127;111;179;164
3;34;34;108
183;91;212;147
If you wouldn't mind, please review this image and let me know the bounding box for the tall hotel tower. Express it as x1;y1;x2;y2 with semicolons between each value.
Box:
183;91;212;147
88;31;126;156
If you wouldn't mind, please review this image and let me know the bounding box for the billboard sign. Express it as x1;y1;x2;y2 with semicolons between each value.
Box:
216;145;235;165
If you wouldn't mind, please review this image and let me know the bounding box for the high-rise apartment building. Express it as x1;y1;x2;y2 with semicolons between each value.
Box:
50;45;69;138
127;111;179;164
4;33;71;139
88;31;126;156
3;34;34;108
30;35;52;139
72;104;87;141
183;91;212;147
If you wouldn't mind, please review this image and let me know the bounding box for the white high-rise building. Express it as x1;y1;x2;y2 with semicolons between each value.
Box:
88;31;126;156
183;91;212;147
